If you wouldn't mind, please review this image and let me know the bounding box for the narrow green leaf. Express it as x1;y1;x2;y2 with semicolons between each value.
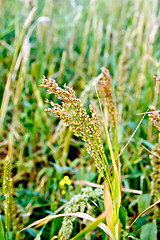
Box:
0;215;5;240
25;228;37;237
113;169;121;224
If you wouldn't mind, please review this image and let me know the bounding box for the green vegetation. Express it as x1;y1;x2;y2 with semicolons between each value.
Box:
0;0;159;239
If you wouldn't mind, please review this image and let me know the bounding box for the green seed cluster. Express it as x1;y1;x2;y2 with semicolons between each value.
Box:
41;76;110;178
2;155;11;196
58;187;103;240
2;155;12;233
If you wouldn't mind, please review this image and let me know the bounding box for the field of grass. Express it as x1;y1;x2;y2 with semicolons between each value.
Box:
0;0;160;239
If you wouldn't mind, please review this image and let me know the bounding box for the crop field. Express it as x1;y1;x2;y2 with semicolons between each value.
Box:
0;0;160;239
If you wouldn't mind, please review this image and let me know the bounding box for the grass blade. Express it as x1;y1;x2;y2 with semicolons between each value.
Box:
129;199;160;228
0;215;5;240
21;212;114;239
70;212;114;240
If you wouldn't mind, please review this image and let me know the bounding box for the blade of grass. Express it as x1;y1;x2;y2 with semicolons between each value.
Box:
129;199;160;228
110;109;149;171
104;181;114;235
21;211;114;239
0;215;5;240
70;212;114;240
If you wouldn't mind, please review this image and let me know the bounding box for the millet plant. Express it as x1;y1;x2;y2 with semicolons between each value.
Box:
21;69;160;239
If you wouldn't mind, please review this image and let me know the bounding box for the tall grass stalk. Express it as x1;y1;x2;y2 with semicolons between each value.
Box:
41;67;122;239
0;7;36;136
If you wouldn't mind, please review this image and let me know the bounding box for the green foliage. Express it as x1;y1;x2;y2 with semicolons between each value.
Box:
0;0;160;239
0;215;5;240
138;194;151;214
119;206;127;228
140;222;157;240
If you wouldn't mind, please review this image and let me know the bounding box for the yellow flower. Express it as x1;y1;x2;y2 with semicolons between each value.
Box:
65;179;72;185
59;179;65;187
61;189;66;195
64;176;69;181
59;175;72;188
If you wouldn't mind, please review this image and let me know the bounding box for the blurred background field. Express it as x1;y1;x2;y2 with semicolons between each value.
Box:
0;0;160;239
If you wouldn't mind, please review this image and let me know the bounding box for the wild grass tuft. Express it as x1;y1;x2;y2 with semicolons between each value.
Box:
41;69;122;239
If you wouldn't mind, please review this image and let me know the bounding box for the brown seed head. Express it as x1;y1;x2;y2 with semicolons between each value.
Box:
41;77;110;179
148;105;160;131
98;67;115;127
